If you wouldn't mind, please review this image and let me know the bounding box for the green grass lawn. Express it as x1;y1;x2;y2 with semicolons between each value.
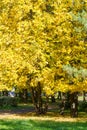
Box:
0;119;87;130
0;102;87;130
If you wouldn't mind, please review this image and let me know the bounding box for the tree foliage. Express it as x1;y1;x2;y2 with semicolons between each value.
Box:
0;0;87;94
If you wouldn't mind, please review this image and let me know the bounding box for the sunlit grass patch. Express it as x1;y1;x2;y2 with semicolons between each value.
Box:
0;119;87;130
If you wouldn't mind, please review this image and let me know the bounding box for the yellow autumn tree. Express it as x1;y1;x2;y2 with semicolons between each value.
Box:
0;0;87;114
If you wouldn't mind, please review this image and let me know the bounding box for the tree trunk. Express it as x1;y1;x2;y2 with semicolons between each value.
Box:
65;92;70;109
59;93;66;115
70;92;78;117
19;91;24;101
83;91;86;102
23;89;28;102
2;91;8;96
19;89;28;102
51;95;55;102
30;82;48;115
58;91;62;100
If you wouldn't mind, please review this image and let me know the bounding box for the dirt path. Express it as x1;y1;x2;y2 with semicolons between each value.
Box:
0;105;87;122
0;107;35;115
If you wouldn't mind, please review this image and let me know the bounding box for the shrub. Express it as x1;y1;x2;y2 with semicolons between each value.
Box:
0;96;19;107
79;101;87;112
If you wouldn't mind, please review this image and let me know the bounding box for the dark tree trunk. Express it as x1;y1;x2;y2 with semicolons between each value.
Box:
70;92;78;117
19;89;28;102
23;89;28;102
65;92;70;109
31;87;39;113
19;91;23;101
0;92;2;96
83;91;86;102
59;93;66;115
58;91;62;100
31;82;48;115
2;91;8;96
51;95;55;102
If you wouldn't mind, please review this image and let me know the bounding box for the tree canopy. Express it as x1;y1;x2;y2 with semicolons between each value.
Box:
0;0;87;94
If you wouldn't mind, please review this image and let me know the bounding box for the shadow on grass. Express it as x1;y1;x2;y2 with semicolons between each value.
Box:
0;119;87;130
0;103;87;118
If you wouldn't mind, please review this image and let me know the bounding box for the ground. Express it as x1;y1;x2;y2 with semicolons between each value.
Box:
0;103;87;122
0;103;87;130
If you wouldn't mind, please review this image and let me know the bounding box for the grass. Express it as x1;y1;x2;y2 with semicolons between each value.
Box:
0;119;87;130
0;102;87;130
0;103;34;111
0;100;87;130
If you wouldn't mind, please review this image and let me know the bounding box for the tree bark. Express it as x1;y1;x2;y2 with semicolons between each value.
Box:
70;92;78;117
51;95;55;102
23;89;28;102
30;82;48;115
83;91;86;102
58;91;62;100
2;91;8;96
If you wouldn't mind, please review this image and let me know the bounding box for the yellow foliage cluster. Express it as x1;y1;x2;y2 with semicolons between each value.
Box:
0;0;87;94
